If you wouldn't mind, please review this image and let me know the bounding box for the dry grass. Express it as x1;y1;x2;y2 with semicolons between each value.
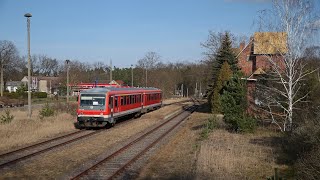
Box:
196;129;285;179
0;109;75;153
137;101;210;179
0;98;186;154
0;98;190;179
138;103;286;180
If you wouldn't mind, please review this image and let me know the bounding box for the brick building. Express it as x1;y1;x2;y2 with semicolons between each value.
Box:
237;32;287;77
237;32;287;113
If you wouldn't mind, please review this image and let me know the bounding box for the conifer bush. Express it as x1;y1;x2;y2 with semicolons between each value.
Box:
0;110;14;124
212;61;233;113
39;102;55;119
221;74;256;132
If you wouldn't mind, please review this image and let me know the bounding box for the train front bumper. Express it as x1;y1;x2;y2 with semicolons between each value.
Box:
77;116;108;127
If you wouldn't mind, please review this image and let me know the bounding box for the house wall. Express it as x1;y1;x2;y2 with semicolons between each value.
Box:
238;41;285;76
39;80;48;93
238;41;253;76
238;37;286;117
6;86;18;93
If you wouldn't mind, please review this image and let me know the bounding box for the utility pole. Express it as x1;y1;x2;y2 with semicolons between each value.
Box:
174;84;176;96
181;84;184;97
200;82;202;98
66;59;70;103
0;64;3;97
131;64;133;87
187;88;188;98
195;82;198;97
145;68;147;87
110;59;112;82
24;13;32;118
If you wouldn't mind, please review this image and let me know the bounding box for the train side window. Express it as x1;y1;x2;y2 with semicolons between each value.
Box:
109;96;113;108
121;96;124;106
115;97;118;107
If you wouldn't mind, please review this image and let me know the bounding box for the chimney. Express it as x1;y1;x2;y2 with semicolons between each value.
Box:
240;41;245;51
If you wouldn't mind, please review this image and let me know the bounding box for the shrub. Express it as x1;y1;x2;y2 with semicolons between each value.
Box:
221;74;256;133
39;102;55;119
294;147;320;179
52;102;77;116
211;61;233;113
200;115;218;140
32;92;47;98
0;110;14;124
3;92;20;99
282;109;320;178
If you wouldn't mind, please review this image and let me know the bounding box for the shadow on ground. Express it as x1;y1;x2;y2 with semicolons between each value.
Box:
249;136;289;165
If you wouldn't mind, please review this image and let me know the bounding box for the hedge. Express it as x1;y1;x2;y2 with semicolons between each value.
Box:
3;92;47;99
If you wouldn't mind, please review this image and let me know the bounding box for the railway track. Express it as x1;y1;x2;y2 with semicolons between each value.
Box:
0;129;103;169
71;99;199;180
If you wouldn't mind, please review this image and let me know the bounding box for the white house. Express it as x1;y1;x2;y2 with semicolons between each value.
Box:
6;81;25;93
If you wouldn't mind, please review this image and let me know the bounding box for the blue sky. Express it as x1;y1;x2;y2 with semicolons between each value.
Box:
0;0;272;67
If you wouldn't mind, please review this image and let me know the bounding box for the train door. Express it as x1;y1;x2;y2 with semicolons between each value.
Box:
109;96;113;118
113;96;120;115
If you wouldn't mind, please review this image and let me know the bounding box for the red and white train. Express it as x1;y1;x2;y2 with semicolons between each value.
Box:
77;86;162;128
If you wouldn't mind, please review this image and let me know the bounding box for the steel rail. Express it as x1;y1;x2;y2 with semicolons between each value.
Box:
0;130;104;169
71;101;198;180
108;106;197;180
0;130;83;158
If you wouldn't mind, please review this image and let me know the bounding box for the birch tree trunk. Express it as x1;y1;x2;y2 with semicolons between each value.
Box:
255;0;319;131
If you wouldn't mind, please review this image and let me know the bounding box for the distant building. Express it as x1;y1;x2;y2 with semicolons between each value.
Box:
237;32;287;77
237;32;287;113
6;81;24;93
21;76;60;94
70;80;128;96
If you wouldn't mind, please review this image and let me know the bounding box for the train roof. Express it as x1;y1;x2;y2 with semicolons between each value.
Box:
80;87;161;94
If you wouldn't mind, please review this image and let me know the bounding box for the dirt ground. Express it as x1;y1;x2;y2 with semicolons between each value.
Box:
0;98;187;153
0;110;76;153
0;98;190;179
137;103;286;180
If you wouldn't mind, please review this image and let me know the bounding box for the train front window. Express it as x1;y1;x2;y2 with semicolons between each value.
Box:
80;94;106;109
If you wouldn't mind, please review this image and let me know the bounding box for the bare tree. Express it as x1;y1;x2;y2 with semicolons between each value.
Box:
38;55;59;76
0;40;18;96
137;52;161;87
256;0;319;131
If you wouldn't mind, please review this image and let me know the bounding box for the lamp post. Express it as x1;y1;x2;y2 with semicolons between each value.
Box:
145;67;147;87
131;64;133;87
65;59;70;103
24;13;32;118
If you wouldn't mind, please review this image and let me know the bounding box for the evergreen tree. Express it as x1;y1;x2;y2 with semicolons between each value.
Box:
212;61;233;113
221;73;256;132
206;31;238;108
212;32;238;82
